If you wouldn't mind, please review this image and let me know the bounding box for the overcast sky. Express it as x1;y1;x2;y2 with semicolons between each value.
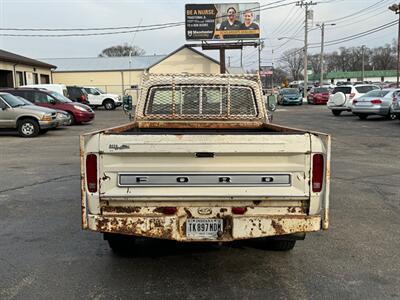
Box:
0;0;397;70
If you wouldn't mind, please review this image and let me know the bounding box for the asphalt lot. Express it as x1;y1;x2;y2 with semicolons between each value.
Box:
1;104;399;299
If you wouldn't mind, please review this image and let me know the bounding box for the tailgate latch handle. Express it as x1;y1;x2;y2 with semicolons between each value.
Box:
195;152;215;158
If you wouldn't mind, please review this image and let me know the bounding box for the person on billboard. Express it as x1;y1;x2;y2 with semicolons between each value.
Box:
240;9;259;38
219;6;241;37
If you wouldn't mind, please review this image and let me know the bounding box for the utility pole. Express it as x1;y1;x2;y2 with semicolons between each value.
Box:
228;56;231;67
361;45;365;82
271;49;275;89
317;22;335;85
319;23;325;85
296;1;317;98
240;49;243;68
389;3;400;87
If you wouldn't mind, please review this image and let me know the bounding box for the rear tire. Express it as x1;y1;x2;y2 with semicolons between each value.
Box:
103;99;115;110
17;118;39;137
332;110;342;116
265;239;296;251
104;233;136;254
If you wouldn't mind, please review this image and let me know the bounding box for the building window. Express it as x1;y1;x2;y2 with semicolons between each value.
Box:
15;71;24;86
33;73;39;84
40;74;50;84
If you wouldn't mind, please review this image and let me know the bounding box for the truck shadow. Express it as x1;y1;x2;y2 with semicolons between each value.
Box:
111;237;271;258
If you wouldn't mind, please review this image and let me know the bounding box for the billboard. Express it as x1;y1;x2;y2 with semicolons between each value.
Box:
185;3;260;40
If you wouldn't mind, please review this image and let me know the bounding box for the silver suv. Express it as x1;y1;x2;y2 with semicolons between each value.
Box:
0;92;58;137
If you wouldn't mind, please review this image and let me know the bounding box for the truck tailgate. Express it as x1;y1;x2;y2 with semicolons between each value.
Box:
95;133;312;200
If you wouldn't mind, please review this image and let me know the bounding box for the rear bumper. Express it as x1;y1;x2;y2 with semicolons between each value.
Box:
352;106;389;115
87;213;322;242
327;105;350;111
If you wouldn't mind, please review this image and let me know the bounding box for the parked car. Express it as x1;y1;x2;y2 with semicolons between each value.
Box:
0;92;58;137
16;96;72;126
83;87;122;110
327;84;380;116
299;83;313;97
66;86;90;105
351;89;399;120
383;82;398;88
307;87;330;104
0;88;95;125
277;88;303;105
391;93;400;120
21;84;69;98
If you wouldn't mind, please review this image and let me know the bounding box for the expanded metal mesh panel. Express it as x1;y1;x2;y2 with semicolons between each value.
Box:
136;73;265;121
144;85;257;119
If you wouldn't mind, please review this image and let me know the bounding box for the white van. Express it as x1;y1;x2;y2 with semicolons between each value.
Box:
21;84;69;98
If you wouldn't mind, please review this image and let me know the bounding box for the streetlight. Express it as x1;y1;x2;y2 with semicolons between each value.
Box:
389;3;400;87
316;23;335;85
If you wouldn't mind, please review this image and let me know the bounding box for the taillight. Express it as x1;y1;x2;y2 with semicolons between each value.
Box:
349;93;355;99
86;154;97;193
232;207;247;215
312;154;324;193
81;95;86;102
370;99;382;104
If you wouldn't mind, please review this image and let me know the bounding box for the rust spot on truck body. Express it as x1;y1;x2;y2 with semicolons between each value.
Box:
102;206;141;214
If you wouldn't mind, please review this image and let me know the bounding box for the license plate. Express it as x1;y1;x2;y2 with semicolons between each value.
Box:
186;219;223;239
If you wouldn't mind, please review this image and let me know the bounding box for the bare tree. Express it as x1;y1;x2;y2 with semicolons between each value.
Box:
272;67;289;86
308;54;320;78
99;43;145;57
370;43;396;70
280;48;304;80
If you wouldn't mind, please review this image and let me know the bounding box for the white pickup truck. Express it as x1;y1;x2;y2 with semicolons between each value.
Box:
81;74;331;252
83;87;122;110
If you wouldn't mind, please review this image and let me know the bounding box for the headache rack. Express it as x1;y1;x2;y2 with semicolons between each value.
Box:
135;73;267;122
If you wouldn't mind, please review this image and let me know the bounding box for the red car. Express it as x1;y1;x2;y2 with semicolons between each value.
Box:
0;88;95;125
307;87;330;104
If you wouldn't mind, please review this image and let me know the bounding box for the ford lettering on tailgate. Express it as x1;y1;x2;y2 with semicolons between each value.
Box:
118;173;291;187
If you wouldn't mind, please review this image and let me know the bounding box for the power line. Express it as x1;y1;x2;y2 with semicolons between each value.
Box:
323;0;388;23
274;19;398;63
3;0;346;38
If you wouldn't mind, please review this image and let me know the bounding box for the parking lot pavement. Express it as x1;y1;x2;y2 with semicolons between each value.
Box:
1;105;399;299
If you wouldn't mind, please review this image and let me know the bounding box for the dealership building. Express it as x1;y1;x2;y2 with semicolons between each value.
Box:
43;45;221;95
0;49;55;88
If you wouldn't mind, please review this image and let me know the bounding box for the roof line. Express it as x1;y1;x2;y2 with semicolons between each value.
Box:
0;48;56;68
52;68;149;73
37;54;166;60
147;44;220;69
